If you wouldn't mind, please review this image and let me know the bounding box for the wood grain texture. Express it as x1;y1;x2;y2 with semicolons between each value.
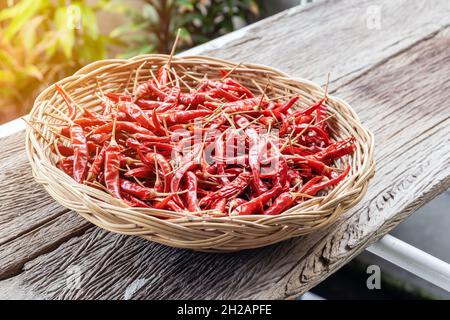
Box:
0;132;62;245
186;0;450;87
1;0;450;299
0;132;92;280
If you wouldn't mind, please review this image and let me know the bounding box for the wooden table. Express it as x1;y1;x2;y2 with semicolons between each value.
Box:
1;0;449;299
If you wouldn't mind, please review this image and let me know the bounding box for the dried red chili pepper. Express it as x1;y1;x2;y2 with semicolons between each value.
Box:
53;68;356;216
86;144;107;182
118;101;154;130
124;166;153;179
55;84;78;120
304;165;351;196
57;157;74;176
122;192;151;207
233;185;282;215
104;142;122;199
199;171;252;208
90;121;153;136
185;171;201;212
211;198;227;213
120;179;168;200
275;96;299;114
70;124;89;183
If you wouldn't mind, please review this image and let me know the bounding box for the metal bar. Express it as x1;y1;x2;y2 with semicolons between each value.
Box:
367;234;450;291
300;292;325;300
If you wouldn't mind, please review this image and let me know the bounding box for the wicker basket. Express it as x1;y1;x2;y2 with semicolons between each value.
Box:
26;54;375;252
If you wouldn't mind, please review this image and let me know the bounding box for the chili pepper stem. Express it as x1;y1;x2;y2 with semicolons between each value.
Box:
280;116;316;152
166;28;181;70
54;84;83;115
257;79;271;109
47;104;75;125
132;61;147;95
324;72;330;101
251;79;267;99
220;62;242;80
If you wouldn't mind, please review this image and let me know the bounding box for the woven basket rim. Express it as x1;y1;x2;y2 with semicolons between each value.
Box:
25;54;375;251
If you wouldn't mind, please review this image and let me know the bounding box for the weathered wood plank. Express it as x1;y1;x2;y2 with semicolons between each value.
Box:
1;0;449;269
1;8;449;299
186;0;450;87
0;132;62;245
2;0;444;282
0;212;90;281
0;132;92;280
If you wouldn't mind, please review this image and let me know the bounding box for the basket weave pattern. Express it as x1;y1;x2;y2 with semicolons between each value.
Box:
26;55;375;252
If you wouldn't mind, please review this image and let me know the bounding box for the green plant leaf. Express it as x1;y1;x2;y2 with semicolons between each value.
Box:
0;0;35;21
110;21;150;38
54;7;75;58
100;0;130;15
80;4;99;39
176;0;194;11
19;16;45;52
3;0;45;41
143;3;159;22
0;49;18;70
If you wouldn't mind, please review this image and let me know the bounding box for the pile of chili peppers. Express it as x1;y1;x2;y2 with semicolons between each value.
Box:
52;65;356;216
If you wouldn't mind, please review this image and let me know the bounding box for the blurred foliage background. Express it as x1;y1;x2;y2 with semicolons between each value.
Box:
0;0;261;124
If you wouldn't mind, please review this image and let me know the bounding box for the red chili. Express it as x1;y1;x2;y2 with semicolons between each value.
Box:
105;92;132;102
104;142;122;199
222;97;265;113
304;165;351;196
134;133;171;143
120;179;162;200
222;78;255;98
136;99;164;110
122;192;150;207
275;96;299;114
57;157;74;176
137;148;172;192
87;144;107;182
264;192;296;215
165;110;212;125
124;166;153;179
154;194;175;209
151;109;168;136
55;142;74;157
211;198;227;213
291;124;332;145
55;84;78;120
314;137;356;162
118;101;154;130
185;171;200;212
157;66;169;86
90;121;153;136
233;185;282;215
74;117;106;128
70;124;89;183
199;171;252;208
209;87;241;102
